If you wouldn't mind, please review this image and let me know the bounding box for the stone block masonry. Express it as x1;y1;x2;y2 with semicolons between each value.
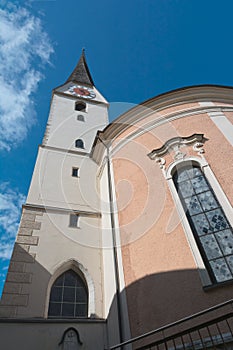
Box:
0;207;43;317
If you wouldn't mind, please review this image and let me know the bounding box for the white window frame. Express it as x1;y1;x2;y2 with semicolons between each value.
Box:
165;156;233;287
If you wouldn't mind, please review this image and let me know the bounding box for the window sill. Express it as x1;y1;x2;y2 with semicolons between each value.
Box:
0;317;106;324
203;278;233;292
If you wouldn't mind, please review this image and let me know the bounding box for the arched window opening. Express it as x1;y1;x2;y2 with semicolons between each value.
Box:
75;139;84;149
77;114;85;122
48;269;88;318
59;328;83;348
173;164;233;284
75;102;86;112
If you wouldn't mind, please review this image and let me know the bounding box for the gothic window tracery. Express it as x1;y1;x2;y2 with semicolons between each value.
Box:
173;165;233;284
48;270;88;318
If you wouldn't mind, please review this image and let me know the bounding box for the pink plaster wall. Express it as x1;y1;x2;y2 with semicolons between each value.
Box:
112;103;233;337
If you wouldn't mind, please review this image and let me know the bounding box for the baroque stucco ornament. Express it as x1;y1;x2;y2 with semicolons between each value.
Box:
147;134;208;169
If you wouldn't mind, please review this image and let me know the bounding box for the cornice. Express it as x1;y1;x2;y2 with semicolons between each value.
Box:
91;85;233;164
0;317;105;324
91;103;233;164
23;203;101;217
52;90;109;106
102;85;233;139
39;144;90;157
147;133;207;160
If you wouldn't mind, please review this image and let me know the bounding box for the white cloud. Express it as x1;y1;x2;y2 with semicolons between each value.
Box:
0;242;14;260
0;183;26;260
0;3;54;151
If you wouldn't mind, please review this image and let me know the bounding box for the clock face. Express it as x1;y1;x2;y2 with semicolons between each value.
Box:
67;85;96;99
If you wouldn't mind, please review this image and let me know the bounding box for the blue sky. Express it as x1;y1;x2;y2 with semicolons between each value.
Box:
0;0;233;295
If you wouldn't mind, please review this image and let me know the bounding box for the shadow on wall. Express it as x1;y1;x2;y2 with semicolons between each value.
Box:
0;244;117;349
107;268;233;342
0;243;53;319
1;245;233;349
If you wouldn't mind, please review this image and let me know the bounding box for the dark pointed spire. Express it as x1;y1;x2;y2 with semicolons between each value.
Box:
66;49;94;86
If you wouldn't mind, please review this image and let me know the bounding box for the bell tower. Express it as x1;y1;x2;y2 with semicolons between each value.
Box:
0;51;121;349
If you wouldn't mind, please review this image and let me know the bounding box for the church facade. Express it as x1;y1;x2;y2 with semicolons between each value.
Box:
1;52;233;350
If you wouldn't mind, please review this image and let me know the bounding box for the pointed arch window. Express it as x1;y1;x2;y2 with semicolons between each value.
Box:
75;139;84;149
48;270;88;318
173;164;233;284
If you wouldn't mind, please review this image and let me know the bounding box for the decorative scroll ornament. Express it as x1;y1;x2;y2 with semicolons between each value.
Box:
193;142;205;154
147;134;208;167
155;157;166;169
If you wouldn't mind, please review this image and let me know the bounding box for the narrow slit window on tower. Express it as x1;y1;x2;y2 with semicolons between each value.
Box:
173;164;233;284
48;270;88;318
75;139;84;149
75;102;86;112
69;214;79;228
72;167;79;177
77;115;85;122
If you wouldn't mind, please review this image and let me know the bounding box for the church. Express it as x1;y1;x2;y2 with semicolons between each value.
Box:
1;51;233;350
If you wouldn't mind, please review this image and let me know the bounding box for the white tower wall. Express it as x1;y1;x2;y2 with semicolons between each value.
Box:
0;52;122;349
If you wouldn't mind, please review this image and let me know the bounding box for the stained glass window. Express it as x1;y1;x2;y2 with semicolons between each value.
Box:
48;270;88;318
173;165;233;284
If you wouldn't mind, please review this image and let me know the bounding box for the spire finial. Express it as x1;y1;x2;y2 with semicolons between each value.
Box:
66;50;94;86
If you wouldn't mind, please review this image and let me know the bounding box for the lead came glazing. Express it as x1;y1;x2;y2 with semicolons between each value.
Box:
174;166;233;283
